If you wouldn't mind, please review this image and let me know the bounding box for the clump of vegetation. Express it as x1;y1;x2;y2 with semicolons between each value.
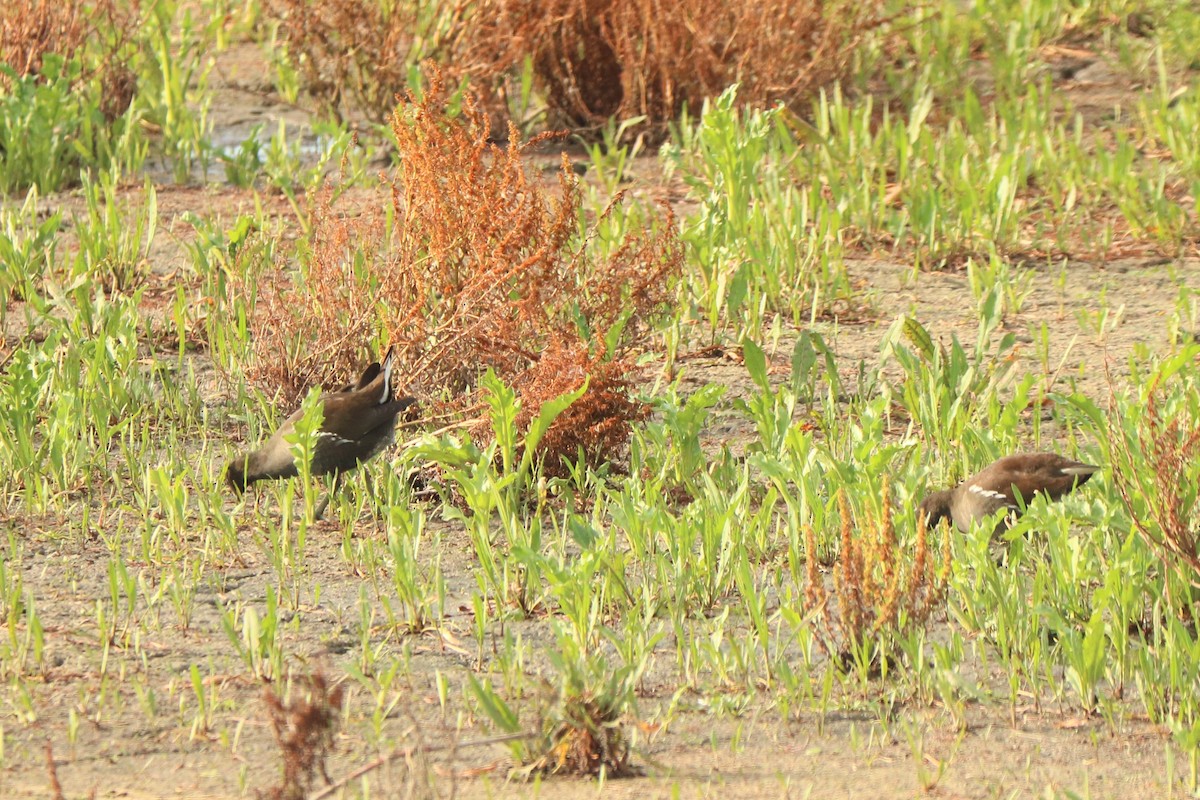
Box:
1108;362;1200;603
534;685;632;776
805;482;953;664
242;68;682;473
0;0;138;117
238;196;386;402
2;0;100;81
460;0;888;134
472;638;637;779
263;0;455;122
264;0;888;133
16;0;1200;793
0;0;140;192
262;672;344;800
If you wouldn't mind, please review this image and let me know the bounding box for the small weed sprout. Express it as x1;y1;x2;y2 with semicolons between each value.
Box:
472;636;638;779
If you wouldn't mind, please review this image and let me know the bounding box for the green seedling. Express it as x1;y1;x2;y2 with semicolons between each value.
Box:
72;170;157;292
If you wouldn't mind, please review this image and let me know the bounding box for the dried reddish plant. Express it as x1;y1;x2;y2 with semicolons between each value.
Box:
240;199;387;403
509;339;648;474
264;0;889;134
0;0;137;116
454;0;891;134
44;741;64;800
262;673;345;800
243;68;682;473
1109;382;1200;596
1;0;89;79
805;480;952;661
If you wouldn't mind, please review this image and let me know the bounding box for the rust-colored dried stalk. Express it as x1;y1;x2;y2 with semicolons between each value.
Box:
243;67;682;474
44;741;64;800
263;673;345;800
1109;383;1200;593
804;480;952;660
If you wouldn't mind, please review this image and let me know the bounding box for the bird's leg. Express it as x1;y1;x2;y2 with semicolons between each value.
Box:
313;473;342;521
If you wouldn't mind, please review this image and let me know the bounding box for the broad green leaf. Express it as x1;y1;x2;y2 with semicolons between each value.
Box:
519;378;589;479
742;336;768;390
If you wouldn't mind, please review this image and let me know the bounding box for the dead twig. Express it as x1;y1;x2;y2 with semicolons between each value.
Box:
45;741;64;800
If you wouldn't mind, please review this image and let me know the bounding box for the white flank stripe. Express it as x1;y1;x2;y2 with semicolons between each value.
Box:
967;485;1009;502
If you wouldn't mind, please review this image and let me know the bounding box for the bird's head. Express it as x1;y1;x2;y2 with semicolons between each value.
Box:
917;490;953;531
225;456;251;494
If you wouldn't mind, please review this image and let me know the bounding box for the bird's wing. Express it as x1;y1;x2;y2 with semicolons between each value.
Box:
320;393;417;440
965;481;1021;515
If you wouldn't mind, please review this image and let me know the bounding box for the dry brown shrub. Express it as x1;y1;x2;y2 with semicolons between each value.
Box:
264;0;889;134
509;340;647;475
264;0;460;122
239;200;387;403
805;480;952;662
0;0;137;118
243;69;682;473
1;0;89;79
454;0;890;134
262;673;344;800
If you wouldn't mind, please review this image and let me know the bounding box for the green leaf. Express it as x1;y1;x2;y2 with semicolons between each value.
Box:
570;303;592;344
1082;610;1106;675
518;378;589;479
602;310;632;358
727;262;749;317
1149;344;1200;395
568;517;600;549
903;316;935;361
227;215;254;250
742;337;768;390
790;333;817;398
467;675;521;733
409;433;482;470
284;385;325;474
482;369;519;474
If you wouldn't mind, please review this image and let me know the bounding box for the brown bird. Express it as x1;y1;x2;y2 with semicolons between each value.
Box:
918;452;1099;533
225;347;418;518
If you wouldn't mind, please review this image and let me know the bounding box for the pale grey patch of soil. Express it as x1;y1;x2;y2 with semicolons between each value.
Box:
836;255;1199;399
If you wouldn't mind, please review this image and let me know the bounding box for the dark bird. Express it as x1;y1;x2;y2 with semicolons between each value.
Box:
918;452;1099;533
225;347;418;518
